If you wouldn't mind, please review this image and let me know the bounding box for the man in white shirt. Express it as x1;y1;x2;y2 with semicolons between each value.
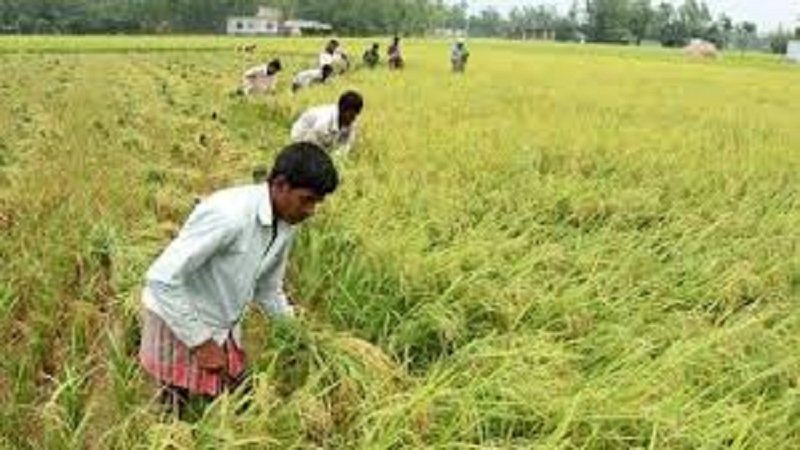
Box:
291;64;334;93
139;142;339;416
318;39;338;68
241;58;282;95
290;90;364;155
451;39;469;73
332;46;351;74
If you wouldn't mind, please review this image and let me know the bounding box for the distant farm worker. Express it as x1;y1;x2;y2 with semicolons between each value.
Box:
241;58;282;95
387;36;404;70
290;90;363;155
292;64;334;93
319;39;339;68
139;142;339;417
235;43;257;53
332;46;351;74
362;43;380;68
451;39;469;73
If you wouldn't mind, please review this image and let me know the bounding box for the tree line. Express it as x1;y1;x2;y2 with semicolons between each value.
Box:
471;0;796;52
0;0;795;53
0;0;458;35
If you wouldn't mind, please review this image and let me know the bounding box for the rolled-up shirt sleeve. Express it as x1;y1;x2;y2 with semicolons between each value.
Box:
145;204;239;347
243;65;261;79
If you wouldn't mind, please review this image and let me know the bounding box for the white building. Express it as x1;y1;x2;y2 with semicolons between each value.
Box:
227;7;281;35
283;20;332;36
226;6;332;36
788;40;800;62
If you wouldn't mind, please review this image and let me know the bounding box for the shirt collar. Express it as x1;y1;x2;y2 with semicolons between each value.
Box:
257;186;274;228
328;105;341;131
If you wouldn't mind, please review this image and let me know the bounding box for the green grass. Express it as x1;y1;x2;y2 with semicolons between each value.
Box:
0;36;798;448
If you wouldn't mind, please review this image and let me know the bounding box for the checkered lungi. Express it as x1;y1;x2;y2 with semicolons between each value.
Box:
138;309;246;397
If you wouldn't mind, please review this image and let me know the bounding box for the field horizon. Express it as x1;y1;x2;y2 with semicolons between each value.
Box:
0;36;798;449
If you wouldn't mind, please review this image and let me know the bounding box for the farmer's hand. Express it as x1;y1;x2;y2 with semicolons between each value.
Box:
195;339;226;371
292;302;306;319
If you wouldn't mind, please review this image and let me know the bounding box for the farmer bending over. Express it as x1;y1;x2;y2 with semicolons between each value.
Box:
363;43;380;68
292;64;334;93
139;142;339;417
241;58;282;95
290;90;363;155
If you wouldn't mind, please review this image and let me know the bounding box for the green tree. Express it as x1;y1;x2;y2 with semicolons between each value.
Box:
447;0;468;31
628;0;652;45
767;27;792;54
678;0;711;38
653;2;683;46
509;5;557;39
553;15;581;42
584;0;631;43
0;0;461;35
468;7;505;37
732;21;757;51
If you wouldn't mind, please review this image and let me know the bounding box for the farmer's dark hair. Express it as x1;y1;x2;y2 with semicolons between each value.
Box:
267;58;282;73
268;142;339;196
338;90;363;114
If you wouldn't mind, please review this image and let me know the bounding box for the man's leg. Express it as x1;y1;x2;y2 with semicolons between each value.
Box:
159;384;188;417
159;383;217;421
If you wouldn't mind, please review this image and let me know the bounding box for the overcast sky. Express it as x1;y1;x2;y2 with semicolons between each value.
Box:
463;0;799;33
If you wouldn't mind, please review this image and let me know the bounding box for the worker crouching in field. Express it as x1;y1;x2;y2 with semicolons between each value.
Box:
319;39;339;68
332;47;350;74
290;90;363;155
363;43;380;68
451;39;469;73
291;64;334;93
320;39;349;75
139;143;339;418
241;58;282;95
387;36;404;70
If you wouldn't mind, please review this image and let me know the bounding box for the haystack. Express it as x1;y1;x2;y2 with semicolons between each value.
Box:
683;39;718;59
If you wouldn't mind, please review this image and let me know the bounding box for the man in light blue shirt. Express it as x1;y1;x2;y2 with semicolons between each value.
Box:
139;142;339;414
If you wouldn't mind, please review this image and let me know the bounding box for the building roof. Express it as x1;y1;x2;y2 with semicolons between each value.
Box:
283;20;332;31
228;16;272;21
